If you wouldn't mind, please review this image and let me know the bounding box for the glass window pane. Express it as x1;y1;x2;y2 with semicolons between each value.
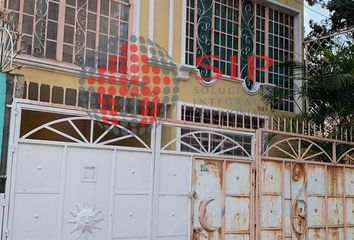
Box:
86;31;96;49
99;35;108;51
100;16;108;33
120;5;129;21
111;1;120;18
110;19;119;37
21;35;33;54
64;26;74;43
87;13;97;31
22;15;34;34
100;0;109;16
48;2;59;21
63;44;73;63
98;51;107;67
47;21;57;40
65;7;75;25
24;0;35;14
85;49;95;67
8;0;20;10
45;41;57;59
120;22;128;39
66;0;75;6
88;0;97;11
109;37;119;53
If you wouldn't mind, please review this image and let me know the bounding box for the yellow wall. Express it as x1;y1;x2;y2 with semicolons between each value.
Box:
11;0;304;118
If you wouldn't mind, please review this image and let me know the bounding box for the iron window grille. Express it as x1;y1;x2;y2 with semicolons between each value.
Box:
185;0;296;112
6;0;130;71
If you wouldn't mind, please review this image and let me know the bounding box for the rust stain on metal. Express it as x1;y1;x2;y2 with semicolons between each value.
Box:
292;163;307;239
199;198;219;232
202;160;223;187
312;228;322;240
327;167;343;195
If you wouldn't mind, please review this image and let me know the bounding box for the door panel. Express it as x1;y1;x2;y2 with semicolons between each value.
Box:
192;159;253;240
11;144;64;240
61;147;113;240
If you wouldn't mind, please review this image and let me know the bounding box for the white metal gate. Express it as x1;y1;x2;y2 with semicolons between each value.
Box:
3;100;354;240
6;101;241;240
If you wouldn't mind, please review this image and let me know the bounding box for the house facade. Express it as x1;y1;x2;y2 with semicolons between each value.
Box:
8;1;354;240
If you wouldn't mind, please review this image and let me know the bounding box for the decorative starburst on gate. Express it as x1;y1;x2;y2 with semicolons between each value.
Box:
69;204;103;240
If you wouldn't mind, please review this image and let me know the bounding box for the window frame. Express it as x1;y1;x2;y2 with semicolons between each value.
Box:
6;0;134;74
184;0;302;112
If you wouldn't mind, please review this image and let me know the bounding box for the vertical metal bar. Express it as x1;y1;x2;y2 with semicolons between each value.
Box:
75;88;79;107
237;0;242;78
107;149;117;239
226;111;229;127
343;166;347;240
192;0;198;66
277;116;280;131
324;165;328;240
26;81;29;100
333;142;337;164
192;106;196;122
221;160;226;239
305;162;309;240
63;87;66;105
57;145;68;240
250;156;255;240
123;96;126;113
307;122;311;136
290;118;293;133
242;114;245;129
37;83;41;101
56;0;66;61
264;7;270;84
89;119;94;143
182;104;186;121
282;161;285;240
255;129;262;240
149;122;161;239
218;110;221;126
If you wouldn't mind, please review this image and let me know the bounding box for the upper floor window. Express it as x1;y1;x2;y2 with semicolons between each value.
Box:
6;0;130;70
185;0;296;112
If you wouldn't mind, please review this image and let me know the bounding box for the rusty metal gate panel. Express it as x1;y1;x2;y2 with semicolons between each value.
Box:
258;133;354;240
192;158;254;240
